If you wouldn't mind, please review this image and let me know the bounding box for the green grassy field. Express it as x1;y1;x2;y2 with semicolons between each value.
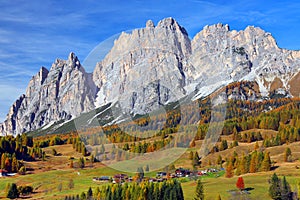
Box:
0;167;116;199
182;172;300;200
1;165;299;200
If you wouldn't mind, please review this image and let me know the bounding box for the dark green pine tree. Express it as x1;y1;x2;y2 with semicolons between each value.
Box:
175;180;184;200
163;181;171;200
147;182;154;200
281;176;292;200
217;155;223;167
78;157;85;169
106;185;112;200
160;181;167;200
7;183;19;199
117;184;123;200
256;151;264;170
220;140;228;151
194;179;204;200
136;167;144;182
145;164;150;172
80;192;86;200
245;154;251;173
153;182;160;200
284;148;292;162
113;184;122;200
170;185;177;200
269;173;282;200
121;183;127;200
87;187;93;200
142;183;150;200
193;151;200;167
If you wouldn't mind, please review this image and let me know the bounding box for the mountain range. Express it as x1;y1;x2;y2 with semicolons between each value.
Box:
1;17;300;136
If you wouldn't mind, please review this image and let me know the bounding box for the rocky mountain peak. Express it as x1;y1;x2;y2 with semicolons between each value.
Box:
93;17;192;113
157;17;177;28
1;18;300;136
67;52;81;69
244;25;264;34
157;17;189;36
146;20;155;28
68;51;76;61
203;23;230;33
40;66;49;73
1;52;95;135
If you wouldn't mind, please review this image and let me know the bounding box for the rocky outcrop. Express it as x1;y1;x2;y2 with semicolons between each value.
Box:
0;53;96;135
93;18;192;114
93;19;300;115
189;24;300;98
1;18;300;135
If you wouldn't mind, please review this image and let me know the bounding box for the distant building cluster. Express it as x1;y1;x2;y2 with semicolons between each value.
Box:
92;167;222;183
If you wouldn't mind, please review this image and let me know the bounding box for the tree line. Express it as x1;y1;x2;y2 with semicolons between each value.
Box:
64;179;184;200
269;173;293;200
224;150;272;177
5;183;33;199
0;134;43;173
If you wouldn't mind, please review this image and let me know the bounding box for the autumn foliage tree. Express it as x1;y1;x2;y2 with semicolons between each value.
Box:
284;148;292;162
249;151;257;173
261;152;271;172
236;177;245;190
190;139;196;147
225;161;234;178
70;160;73;168
225;150;272;176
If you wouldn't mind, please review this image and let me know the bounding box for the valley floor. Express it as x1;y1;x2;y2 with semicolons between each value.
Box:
1;131;300;200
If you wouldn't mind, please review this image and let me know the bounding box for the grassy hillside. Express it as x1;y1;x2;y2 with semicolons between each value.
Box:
0;135;299;200
3;96;300;199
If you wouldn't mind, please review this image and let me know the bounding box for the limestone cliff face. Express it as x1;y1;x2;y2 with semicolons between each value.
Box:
189;24;300;98
93;19;300;114
93;18;192;114
0;53;96;135
1;18;300;135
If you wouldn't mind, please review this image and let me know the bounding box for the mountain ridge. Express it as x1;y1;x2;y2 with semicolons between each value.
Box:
1;17;300;136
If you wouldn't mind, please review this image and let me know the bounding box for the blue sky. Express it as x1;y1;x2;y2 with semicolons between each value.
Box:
0;0;300;122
